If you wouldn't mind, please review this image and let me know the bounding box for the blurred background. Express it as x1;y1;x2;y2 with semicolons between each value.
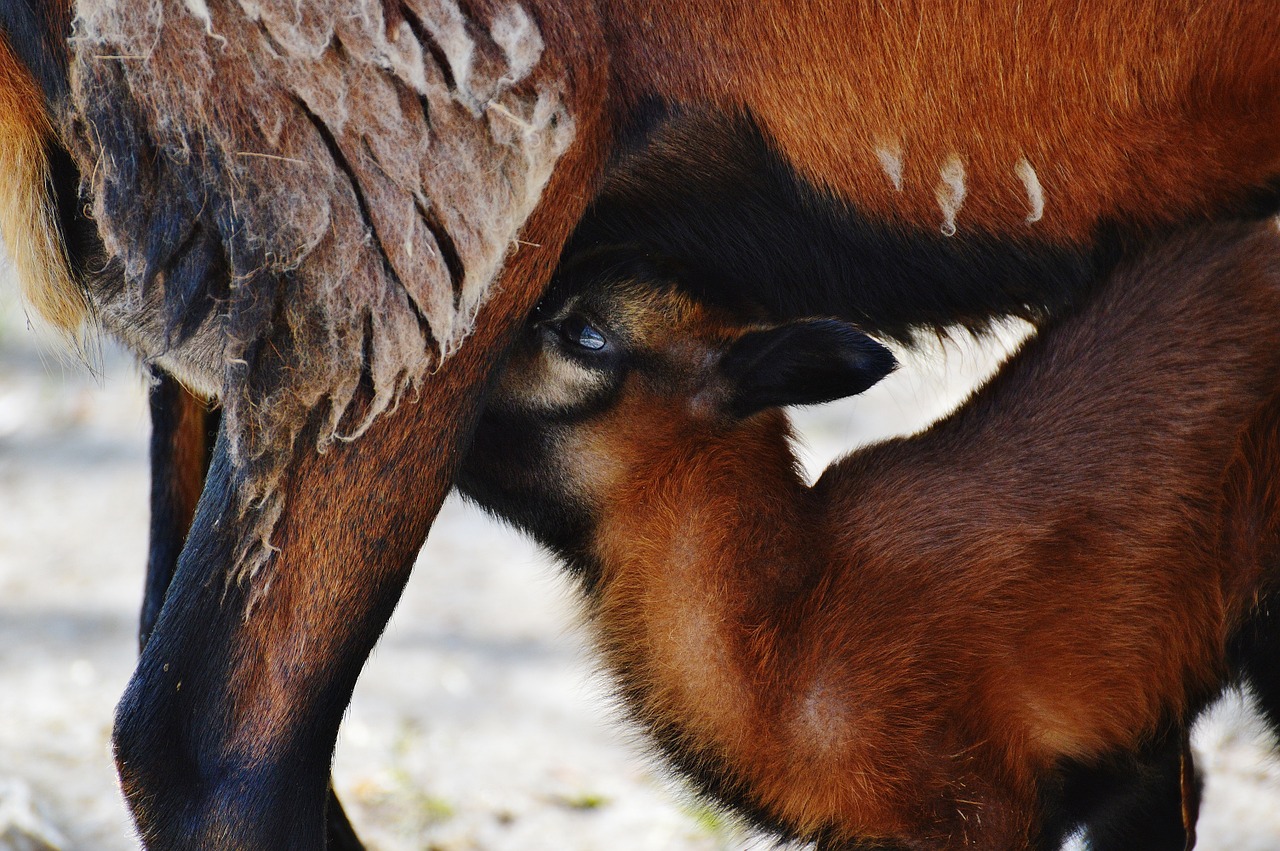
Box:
1;267;1278;850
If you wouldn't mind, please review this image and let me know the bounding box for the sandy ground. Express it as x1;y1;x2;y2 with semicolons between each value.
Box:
1;287;1278;850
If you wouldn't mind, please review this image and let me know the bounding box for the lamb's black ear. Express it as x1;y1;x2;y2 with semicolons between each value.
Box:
719;320;896;418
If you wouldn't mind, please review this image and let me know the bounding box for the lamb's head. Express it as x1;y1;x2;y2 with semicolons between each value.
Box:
457;266;896;582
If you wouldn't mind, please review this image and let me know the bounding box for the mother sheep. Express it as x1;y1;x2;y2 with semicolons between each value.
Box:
1;1;1279;848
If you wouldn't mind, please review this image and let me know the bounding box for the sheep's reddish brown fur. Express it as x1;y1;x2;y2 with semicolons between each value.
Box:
467;220;1280;848
599;0;1280;242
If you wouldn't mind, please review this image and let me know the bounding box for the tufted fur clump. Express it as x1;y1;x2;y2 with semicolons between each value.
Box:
0;34;87;344
64;0;575;578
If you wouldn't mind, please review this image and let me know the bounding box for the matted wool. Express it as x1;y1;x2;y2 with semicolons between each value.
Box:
66;0;574;580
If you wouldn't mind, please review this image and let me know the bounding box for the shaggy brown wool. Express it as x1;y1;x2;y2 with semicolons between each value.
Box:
64;0;574;579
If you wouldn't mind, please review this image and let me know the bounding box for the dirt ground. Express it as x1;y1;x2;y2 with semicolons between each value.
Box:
1;285;1278;850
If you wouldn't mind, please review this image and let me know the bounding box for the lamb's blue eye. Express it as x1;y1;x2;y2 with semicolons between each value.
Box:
560;315;607;351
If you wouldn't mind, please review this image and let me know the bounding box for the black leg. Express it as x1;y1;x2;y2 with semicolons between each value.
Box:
143;370;367;849
142;369;219;649
326;783;366;851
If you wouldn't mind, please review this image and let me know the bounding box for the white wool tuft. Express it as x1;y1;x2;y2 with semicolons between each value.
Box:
1016;157;1044;224
490;4;543;84
875;144;904;192
181;0;221;40
935;154;966;236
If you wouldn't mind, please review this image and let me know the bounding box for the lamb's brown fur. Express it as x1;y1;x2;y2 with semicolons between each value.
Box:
463;220;1280;848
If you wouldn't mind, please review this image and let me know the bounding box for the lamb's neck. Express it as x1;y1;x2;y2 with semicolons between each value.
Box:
588;418;820;741
584;421;940;836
